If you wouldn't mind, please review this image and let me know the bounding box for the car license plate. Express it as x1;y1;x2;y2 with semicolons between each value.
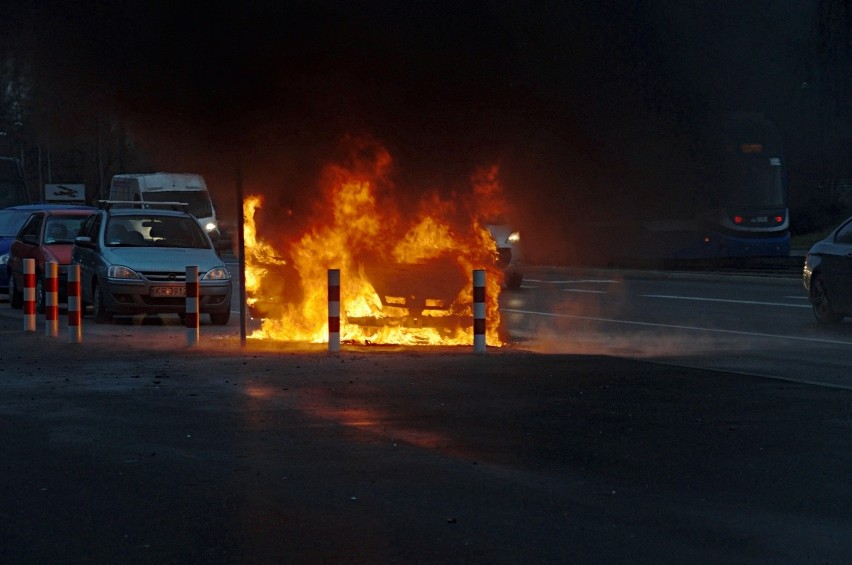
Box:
150;286;186;297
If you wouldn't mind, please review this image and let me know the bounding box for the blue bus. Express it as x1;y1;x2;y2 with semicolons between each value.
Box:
639;112;790;260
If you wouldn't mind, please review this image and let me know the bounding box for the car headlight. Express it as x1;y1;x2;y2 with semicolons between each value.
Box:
205;222;218;232
0;252;8;265
202;266;231;280
107;265;141;279
508;231;521;243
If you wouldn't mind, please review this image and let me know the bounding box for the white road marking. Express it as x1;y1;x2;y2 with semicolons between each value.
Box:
641;294;811;308
562;289;607;294
526;279;619;284
502;308;852;346
648;360;852;392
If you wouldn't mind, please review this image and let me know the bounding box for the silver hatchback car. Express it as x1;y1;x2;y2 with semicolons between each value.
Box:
72;203;232;324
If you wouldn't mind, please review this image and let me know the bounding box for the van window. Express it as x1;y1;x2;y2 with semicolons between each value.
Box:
141;191;213;218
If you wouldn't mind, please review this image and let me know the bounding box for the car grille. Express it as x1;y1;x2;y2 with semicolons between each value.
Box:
141;296;186;306
142;271;187;283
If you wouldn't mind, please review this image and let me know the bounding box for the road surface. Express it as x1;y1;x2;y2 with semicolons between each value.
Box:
0;267;850;563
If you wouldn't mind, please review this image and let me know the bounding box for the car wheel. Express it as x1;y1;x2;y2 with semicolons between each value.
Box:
8;274;23;309
92;283;113;324
209;310;230;325
811;275;843;324
36;277;45;314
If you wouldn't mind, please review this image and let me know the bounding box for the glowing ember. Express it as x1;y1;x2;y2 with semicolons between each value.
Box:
244;139;505;346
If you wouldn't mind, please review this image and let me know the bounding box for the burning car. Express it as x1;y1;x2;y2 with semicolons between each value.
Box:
243;140;507;346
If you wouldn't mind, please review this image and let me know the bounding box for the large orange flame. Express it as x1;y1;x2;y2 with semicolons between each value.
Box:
244;140;505;346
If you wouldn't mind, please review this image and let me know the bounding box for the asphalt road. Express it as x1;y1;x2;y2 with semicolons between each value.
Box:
506;266;852;390
0;282;850;563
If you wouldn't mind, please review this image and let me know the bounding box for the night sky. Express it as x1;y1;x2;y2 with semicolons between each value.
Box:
10;1;818;261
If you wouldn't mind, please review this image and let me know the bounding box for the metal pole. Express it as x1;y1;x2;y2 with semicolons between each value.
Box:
473;269;486;353
44;261;58;337
328;269;341;352
236;159;247;346
23;258;36;332
186;265;199;347
68;264;82;343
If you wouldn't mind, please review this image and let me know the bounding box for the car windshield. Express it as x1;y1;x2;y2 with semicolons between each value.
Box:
106;215;209;248
45;215;90;243
0;209;34;237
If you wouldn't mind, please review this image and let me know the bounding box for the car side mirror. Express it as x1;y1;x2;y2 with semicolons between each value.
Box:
74;235;94;248
22;234;38;245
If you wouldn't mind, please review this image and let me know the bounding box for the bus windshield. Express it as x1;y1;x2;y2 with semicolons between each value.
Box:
728;155;785;209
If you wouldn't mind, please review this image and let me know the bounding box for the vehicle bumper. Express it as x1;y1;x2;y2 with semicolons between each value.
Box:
99;279;232;314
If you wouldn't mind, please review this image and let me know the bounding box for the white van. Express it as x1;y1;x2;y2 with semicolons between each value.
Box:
109;173;220;244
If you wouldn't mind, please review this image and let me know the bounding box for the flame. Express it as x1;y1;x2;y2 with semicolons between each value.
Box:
244;139;505;346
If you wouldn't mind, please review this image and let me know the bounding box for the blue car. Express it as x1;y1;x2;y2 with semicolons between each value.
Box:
1;204;94;293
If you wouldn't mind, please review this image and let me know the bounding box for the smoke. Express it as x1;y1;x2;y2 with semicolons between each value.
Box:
507;280;756;359
9;2;819;261
522;323;754;359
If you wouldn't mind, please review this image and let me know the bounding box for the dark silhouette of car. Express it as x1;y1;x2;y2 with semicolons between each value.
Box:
486;222;523;289
804;215;852;324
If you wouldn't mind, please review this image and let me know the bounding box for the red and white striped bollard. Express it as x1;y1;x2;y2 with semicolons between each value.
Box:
473;269;486;353
68;264;82;343
185;265;199;346
328;269;340;352
23;258;36;332
44;261;59;337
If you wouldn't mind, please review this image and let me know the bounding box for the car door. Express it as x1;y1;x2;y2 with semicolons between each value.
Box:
73;212;102;303
826;219;852;312
10;212;44;284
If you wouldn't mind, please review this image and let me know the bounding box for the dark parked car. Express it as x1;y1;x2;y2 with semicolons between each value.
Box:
803;215;852;323
0;207;39;294
2;204;94;294
6;205;96;311
72;203;232;324
486;222;523;289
